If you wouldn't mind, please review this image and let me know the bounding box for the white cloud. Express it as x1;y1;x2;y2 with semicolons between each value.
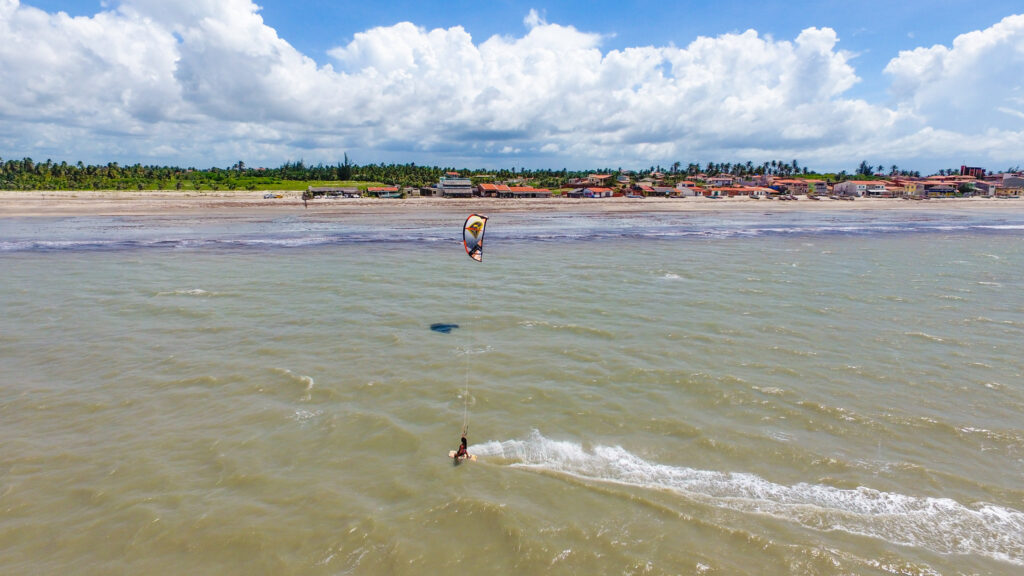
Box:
523;8;545;29
885;14;1024;133
0;0;1022;171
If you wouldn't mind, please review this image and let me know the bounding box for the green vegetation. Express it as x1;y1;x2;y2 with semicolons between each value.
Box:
0;157;396;191
0;156;599;191
0;155;974;192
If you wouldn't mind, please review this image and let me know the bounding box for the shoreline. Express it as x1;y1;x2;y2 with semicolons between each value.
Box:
2;190;1023;218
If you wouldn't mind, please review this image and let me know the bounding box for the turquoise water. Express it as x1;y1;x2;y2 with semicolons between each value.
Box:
2;209;1023;574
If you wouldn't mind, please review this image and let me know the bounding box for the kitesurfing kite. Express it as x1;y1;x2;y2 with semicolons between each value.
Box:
463;214;488;262
451;214;488;464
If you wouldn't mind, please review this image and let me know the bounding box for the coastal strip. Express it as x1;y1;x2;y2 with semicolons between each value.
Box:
2;190;1023;218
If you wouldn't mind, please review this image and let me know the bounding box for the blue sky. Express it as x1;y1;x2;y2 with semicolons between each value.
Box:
5;0;1024;172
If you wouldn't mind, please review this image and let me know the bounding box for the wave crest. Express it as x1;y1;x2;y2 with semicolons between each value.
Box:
473;431;1024;565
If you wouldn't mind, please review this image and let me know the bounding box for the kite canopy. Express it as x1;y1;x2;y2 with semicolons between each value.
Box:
463;214;488;262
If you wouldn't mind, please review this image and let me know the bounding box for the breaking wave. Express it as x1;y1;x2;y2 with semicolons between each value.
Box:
472;431;1024;566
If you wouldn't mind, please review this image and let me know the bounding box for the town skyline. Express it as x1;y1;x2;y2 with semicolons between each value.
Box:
3;1;1024;172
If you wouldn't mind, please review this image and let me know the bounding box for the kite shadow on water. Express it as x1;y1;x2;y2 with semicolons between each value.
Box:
430;323;460;334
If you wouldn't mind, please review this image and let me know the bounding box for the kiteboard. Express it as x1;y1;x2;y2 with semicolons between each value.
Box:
449;450;477;462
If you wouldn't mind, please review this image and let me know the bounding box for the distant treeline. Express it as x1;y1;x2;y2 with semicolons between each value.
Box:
0;155;962;192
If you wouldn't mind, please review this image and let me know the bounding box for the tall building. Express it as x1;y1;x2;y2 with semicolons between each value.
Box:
961;165;986;178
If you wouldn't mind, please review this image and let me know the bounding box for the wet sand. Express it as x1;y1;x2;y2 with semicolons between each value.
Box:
1;190;1022;218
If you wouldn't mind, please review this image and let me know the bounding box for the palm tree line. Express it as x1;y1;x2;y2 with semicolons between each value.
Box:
0;155;975;191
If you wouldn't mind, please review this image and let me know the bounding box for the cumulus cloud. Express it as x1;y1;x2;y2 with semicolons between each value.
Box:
0;0;1022;171
885;14;1024;135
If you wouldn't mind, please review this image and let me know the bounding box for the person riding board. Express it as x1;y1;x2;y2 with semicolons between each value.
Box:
453;436;469;461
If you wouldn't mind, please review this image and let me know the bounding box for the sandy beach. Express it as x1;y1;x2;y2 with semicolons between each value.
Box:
2;190;1023;218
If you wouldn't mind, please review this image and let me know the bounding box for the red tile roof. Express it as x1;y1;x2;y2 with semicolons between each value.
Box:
479;183;510;192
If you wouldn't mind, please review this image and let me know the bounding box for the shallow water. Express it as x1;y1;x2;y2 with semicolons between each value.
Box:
2;209;1024;574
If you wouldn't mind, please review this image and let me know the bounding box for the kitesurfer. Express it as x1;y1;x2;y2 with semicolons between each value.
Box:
454;436;469;461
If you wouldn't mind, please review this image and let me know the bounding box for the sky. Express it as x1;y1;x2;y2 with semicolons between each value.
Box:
3;0;1024;173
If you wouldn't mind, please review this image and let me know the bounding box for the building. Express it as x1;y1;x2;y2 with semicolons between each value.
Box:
924;183;958;197
971;181;997;197
567;187;613;198
1002;173;1024;188
507;186;552;198
307;186;360;198
833;181;888;197
436;174;474;198
960;165;986;178
705;186;764;198
367;186;401;198
774;178;827;196
478;183;510;197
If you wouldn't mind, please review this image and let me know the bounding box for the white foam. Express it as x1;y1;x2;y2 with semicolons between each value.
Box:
473;431;1024;565
156;288;212;296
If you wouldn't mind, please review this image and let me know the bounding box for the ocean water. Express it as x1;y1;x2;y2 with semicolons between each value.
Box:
2;208;1024;575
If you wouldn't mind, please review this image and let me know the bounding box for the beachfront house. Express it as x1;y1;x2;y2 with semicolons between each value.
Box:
307;186;360;198
567;187;614;198
478;183;510;197
507;186;552;198
705;186;763;198
478;183;552;198
969;181;993;197
674;181;700;197
367;186;402;198
901;180;925;197
833;180;888;197
436;174;474;198
770;178;827;196
923;182;959;197
1004;174;1024;187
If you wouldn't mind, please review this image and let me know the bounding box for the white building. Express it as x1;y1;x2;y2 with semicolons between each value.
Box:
437;175;474;198
833;180;888;197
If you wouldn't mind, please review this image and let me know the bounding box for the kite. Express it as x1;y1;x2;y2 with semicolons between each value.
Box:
463;214;488;262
